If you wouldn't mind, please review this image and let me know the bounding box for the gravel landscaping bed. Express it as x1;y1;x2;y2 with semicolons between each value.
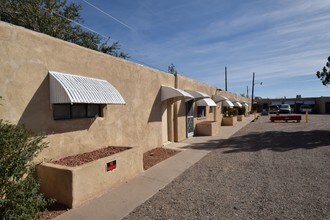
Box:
124;115;330;220
39;147;179;219
143;147;180;170
51;146;130;167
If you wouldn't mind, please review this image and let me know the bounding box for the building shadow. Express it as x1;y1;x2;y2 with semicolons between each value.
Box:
18;75;94;135
185;130;330;153
148;89;162;122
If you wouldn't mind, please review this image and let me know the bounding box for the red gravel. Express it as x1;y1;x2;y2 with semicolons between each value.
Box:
41;147;179;219
143;147;180;170
51;146;130;167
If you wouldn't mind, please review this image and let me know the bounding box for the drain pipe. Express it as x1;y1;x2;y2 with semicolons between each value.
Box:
173;73;178;141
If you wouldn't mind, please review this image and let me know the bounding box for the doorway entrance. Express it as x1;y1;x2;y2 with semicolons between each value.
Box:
186;100;194;137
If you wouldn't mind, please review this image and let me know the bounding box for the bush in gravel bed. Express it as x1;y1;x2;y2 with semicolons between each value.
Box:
227;108;238;116
0;120;49;219
235;107;246;116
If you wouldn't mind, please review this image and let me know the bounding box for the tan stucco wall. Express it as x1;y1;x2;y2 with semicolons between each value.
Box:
0;22;251;160
0;22;174;160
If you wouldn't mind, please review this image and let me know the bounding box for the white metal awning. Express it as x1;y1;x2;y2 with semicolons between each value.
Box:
49;71;126;104
233;102;243;107
161;86;194;101
222;100;234;108
185;90;210;100
229;98;242;107
240;102;249;108
196;98;217;107
212;95;228;103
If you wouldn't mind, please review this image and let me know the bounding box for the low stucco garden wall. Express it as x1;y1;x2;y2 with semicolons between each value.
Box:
195;121;221;136
37;147;143;208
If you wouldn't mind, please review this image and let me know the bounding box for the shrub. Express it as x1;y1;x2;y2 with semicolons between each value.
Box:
236;107;246;115
227;108;238;116
0;120;49;219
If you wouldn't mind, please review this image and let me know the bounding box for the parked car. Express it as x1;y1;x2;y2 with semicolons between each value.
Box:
299;105;312;113
279;104;291;114
269;105;279;114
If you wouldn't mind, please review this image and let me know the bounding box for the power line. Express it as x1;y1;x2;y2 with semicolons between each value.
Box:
128;57;167;72
81;0;135;31
41;6;110;40
42;6;166;73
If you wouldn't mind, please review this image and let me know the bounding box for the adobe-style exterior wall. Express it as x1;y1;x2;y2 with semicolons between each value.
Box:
0;22;251;161
0;22;174;160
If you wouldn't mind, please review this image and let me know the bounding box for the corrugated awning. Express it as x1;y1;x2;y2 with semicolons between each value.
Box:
161;86;194;101
229;98;242;107
185;90;210;100
196;98;217;107
222;100;234;108
233;102;242;107
212;95;228;102
240;101;249;107
49;71;125;104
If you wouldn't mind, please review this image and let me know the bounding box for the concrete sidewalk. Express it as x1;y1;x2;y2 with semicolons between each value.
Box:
55;116;253;220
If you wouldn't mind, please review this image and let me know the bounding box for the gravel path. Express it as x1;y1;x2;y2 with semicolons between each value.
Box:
124;115;330;220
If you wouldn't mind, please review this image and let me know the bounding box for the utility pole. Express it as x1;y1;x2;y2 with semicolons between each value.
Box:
247;85;249;98
251;72;255;112
225;66;227;91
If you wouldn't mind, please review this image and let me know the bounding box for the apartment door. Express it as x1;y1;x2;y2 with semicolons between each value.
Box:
186;100;194;137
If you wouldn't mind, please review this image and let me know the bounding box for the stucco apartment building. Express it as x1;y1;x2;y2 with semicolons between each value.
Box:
0;22;250;207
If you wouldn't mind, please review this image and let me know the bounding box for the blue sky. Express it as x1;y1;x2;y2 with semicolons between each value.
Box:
73;0;329;98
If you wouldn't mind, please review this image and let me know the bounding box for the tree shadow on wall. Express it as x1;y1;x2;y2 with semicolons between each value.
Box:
186;130;330;153
18;75;94;135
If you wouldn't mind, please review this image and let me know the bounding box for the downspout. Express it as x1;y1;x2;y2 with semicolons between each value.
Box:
213;90;217;122
173;73;178;142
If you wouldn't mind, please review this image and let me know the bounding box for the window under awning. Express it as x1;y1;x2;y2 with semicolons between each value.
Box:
161;86;194;101
49;71;125;104
196;98;217;107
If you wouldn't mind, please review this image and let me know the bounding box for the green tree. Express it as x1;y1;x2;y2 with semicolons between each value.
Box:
168;63;178;75
0;120;49;219
0;0;129;59
316;56;330;86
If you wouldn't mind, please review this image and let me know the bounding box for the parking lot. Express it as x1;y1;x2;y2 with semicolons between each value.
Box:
125;115;330;219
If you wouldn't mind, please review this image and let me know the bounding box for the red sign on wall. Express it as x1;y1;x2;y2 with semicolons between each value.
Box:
106;160;116;172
